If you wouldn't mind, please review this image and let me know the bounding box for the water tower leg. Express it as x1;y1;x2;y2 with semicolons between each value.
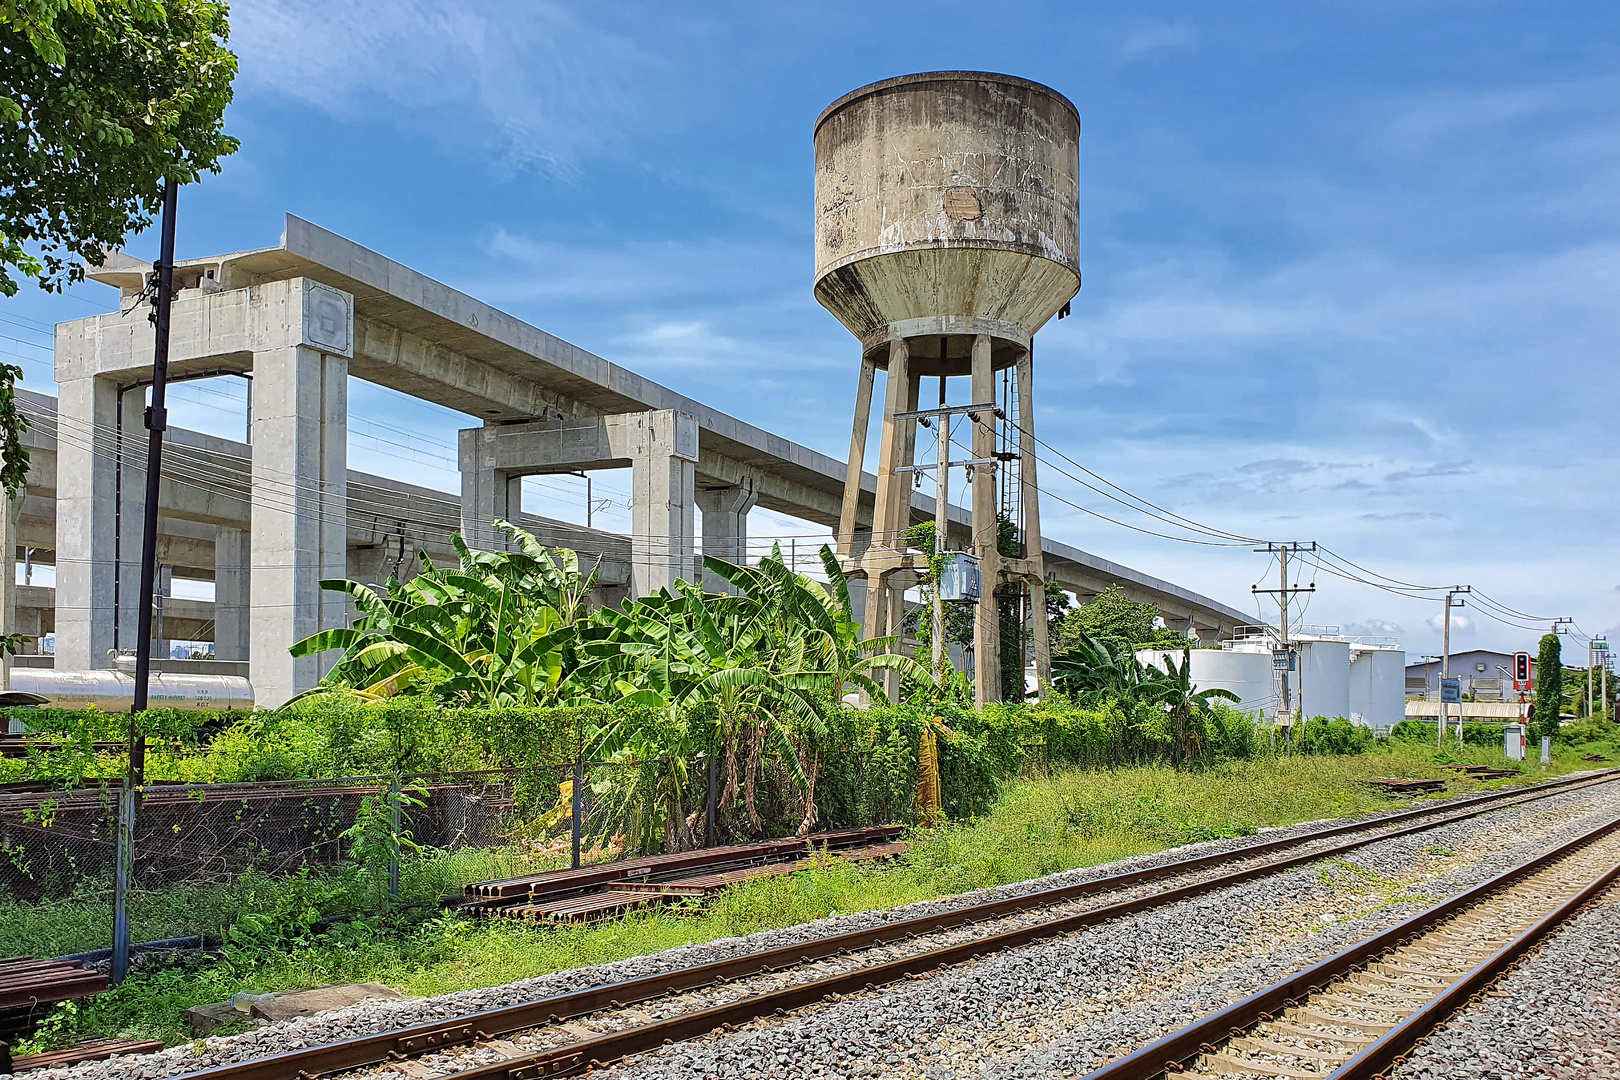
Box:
837;357;877;560
970;334;1001;706
884;574;908;702
1016;350;1050;694
860;339;912;652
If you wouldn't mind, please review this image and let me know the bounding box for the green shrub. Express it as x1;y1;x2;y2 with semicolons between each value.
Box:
1461;723;1506;747
1555;721;1611;746
1390;719;1431;742
1293;716;1375;756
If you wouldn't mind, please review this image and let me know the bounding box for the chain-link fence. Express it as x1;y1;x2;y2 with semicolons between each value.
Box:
0;766;586;965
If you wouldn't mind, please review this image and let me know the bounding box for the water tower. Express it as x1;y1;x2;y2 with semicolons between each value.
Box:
814;71;1080;705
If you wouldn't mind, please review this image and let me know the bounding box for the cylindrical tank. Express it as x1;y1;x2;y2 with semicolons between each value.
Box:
8;668;255;711
1137;648;1279;718
813;71;1080;368
1360;647;1412;731
1296;640;1351;721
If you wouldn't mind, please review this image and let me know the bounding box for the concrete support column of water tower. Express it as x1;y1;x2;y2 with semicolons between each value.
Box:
837;356;877;561
1017;348;1050;696
970;334;1002;704
860;338;915;700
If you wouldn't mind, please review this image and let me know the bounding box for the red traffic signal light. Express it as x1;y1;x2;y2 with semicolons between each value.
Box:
1513;651;1531;683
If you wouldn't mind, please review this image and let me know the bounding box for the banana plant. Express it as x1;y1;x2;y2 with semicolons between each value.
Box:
286;522;591;708
1051;632;1160;702
1137;648;1240;764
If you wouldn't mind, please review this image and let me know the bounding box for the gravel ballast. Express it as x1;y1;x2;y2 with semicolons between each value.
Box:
14;773;1619;1080
599;779;1620;1079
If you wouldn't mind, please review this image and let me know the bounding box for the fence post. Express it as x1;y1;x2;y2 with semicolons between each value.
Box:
111;783;135;984
571;753;583;869
388;771;401;899
705;754;717;847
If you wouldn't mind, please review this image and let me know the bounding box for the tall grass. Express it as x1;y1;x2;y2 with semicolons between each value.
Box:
17;737;1603;1050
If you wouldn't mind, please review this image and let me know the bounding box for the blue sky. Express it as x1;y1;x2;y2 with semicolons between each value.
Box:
4;1;1617;659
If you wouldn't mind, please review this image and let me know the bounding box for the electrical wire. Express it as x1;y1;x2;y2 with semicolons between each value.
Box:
8;317;1577;629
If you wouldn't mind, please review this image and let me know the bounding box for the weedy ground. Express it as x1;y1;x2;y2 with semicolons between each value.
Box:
8;735;1613;1050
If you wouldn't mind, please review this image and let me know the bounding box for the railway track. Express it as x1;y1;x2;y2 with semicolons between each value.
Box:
152;769;1619;1080
1082;808;1620;1080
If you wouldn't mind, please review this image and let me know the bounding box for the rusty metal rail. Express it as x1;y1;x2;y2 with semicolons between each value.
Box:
165;768;1620;1080
1079;811;1620;1080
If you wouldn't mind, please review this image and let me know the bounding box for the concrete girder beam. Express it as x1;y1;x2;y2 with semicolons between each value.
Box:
353;318;567;422
54;277;354;387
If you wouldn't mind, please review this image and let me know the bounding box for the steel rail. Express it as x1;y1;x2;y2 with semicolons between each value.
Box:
1331;852;1620;1079
174;769;1619;1080
1078;811;1620;1080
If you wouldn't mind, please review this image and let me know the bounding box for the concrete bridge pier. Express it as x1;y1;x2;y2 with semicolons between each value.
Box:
696;477;757;592
213;527;250;661
249;344;349;707
53;376;125;670
457;428;523;553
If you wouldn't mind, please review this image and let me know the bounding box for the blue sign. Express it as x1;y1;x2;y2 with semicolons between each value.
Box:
1440;678;1461;704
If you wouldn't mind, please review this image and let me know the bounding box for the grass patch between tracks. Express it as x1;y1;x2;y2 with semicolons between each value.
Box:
10;741;1613;1051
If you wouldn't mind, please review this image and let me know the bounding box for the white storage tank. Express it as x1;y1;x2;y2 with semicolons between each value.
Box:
1295;639;1351;721
7;668;255;712
1137;648;1278;718
1349;646;1406;729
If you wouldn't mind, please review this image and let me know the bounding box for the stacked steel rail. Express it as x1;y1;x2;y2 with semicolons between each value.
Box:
0;958;110;1072
461;826;908;922
166;769;1620;1080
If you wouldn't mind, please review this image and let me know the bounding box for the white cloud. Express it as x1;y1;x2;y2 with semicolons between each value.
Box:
1120;22;1195;59
1344;619;1405;637
230;1;654;174
1427;612;1471;634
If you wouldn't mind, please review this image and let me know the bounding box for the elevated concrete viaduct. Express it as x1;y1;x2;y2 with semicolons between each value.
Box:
28;215;1246;706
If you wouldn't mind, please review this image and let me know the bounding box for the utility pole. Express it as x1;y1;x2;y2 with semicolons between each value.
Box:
1440;586;1471;747
131;179;178;765
1252;542;1317;738
115;178;177;987
1590;636;1609;718
897;393;1000;685
932;376;948;680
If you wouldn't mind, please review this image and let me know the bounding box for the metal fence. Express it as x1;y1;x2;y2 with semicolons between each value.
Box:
0;767;587;971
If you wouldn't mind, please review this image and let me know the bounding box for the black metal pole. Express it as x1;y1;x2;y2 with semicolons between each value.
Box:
130;179;178;778
570;750;583;870
706;754;717;847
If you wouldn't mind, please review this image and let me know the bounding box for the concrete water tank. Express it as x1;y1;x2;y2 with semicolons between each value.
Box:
1296;639;1351;721
813;71;1081;364
1349;647;1407;729
818;71;1082;708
